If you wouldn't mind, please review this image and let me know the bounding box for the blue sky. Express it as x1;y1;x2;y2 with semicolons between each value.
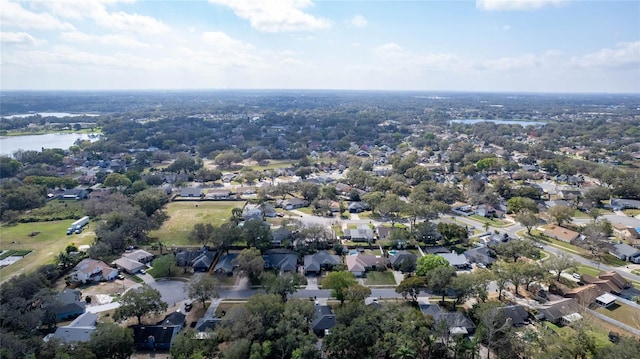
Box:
1;0;638;93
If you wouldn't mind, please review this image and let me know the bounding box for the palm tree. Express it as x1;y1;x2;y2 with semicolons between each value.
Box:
392;344;417;359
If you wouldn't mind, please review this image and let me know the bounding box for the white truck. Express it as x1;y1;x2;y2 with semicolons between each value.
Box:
67;216;89;235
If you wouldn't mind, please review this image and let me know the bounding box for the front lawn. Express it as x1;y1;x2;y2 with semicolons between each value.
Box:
364;271;397;285
577;265;601;277
469;215;512;228
149;201;245;246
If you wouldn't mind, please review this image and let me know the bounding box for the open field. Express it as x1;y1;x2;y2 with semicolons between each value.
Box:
149;201;245;246
0;220;95;283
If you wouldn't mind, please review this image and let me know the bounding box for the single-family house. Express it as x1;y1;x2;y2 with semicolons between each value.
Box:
52;289;86;322
272;227;294;247
243;203;277;220
45;312;97;343
376;226;392;240
538;298;581;324
419;302;443;318
176;249;204;267
598;271;631;289
476;204;503;218
123;249;154;264
214;253;238;275
343;225;374;243
565;284;603;306
433;312;476;335
58;189;89;200
112;257;145;274
500;305;529;327
205;189;231;200
312;305;336;337
388;250;417;272
580;274;623;295
180;187;203;198
263;250;298;273
191;250;218;272
131;325;181;350
303;251;340;276
612;224;640;241
437;252;470;270
463;246;496;267
71;258;119;283
609;198;640;211
279;198;307;210
221;173;237;183
544;226;581;243
348;202;366;213
609;243;640;263
157;311;186;329
346;254;388;277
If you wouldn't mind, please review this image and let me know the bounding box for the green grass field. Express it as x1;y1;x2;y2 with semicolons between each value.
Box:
149;201;245;246
596;303;640;330
364;271;397;285
0;220;95;283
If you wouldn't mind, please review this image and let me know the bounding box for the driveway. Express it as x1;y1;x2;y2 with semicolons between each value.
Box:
150;279;190;307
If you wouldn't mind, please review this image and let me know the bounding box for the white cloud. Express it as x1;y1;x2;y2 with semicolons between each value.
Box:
0;0;75;30
36;0;170;34
60;31;152;48
349;15;368;28
477;0;566;11
502;25;511;31
208;0;331;32
0;32;45;46
572;41;640;69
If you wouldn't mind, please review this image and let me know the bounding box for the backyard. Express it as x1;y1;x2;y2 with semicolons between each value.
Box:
596;302;640;330
149;201;245;246
0;220;95;283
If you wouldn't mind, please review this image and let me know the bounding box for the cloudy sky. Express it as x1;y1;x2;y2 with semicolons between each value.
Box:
1;0;638;93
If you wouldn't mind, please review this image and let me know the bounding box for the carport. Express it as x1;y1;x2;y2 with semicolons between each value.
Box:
595;293;617;308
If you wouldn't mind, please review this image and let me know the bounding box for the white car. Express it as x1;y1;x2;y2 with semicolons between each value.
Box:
139;269;146;274
572;273;581;279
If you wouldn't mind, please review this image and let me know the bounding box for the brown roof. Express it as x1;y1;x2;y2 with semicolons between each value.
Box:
598;271;631;289
544;226;580;242
565;284;602;305
581;274;622;294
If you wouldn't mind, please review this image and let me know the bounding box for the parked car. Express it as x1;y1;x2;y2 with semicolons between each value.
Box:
184;302;193;312
572;273;581;279
139;269;146;274
116;274;125;280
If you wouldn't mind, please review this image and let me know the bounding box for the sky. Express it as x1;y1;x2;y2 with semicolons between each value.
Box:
1;0;639;93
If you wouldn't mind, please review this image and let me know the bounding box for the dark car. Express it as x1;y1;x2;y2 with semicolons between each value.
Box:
184;302;193;312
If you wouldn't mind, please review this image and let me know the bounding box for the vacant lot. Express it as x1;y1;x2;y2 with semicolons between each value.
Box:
0;220;95;283
149;201;245;246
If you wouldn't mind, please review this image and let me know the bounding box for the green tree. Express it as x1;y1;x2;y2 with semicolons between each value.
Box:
495;240;539;262
323;271;357;305
544;253;579;281
190;223;215;247
150;253;176;277
188;275;220;308
547;205;574;226
516;210;539;235
114;284;167;325
424;266;456;303
395;276;425;302
415;254;449;276
260;272;304;302
88;323;134;359
132;188;168;217
507;196;538;214
233;248;265;283
170;328;219;359
242;219;273;252
103;173;132;189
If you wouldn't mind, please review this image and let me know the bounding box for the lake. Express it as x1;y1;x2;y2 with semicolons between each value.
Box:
449;119;547;127
2;112;100;119
0;133;100;156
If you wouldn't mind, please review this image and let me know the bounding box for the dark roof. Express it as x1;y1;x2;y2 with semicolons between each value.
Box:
157;311;186;327
175;250;202;267
195;318;222;332
419;303;443;317
304;251;340;273
131;325;180;348
263;251;298;272
312;305;336;332
538;299;580;323
388;251;417;266
59;289;82;304
434;312;475;332
214;253;238;273
500;305;529;326
463;246;496;265
192;250;217;271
